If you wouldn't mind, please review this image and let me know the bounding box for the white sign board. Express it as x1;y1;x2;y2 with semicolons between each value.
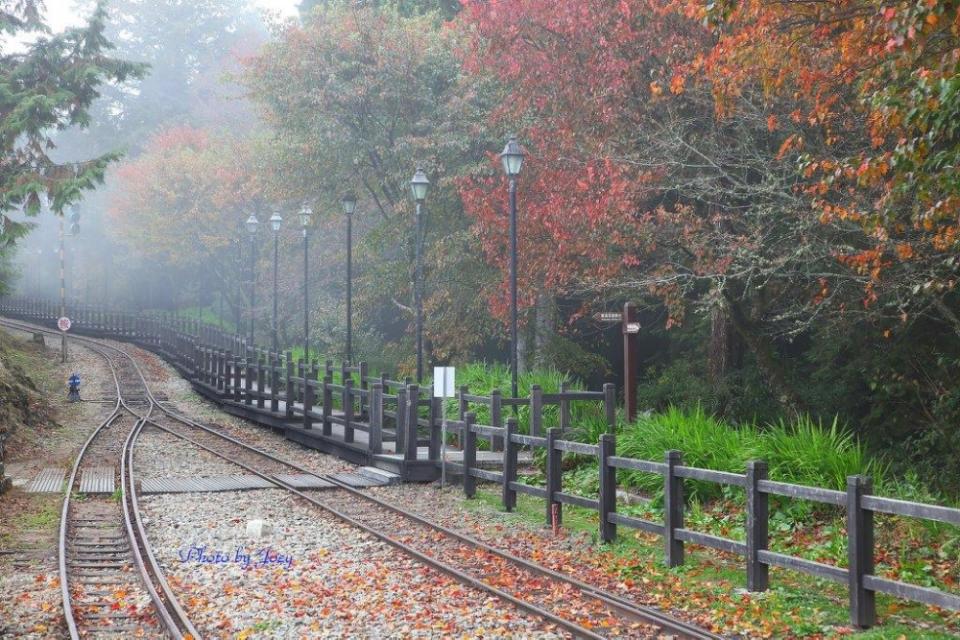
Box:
58;316;72;332
433;366;456;398
434;366;456;488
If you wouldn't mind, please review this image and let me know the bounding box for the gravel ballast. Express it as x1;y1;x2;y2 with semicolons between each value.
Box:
139;488;565;638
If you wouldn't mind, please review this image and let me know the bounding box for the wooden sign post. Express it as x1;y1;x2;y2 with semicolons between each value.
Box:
622;302;639;423
595;303;640;423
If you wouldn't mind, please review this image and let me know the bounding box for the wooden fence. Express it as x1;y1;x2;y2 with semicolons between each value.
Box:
447;413;960;629
0;298;613;474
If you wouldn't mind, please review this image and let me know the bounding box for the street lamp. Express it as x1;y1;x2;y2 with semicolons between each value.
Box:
341;192;357;364
246;213;259;344
299;204;312;362
269;210;283;353
410;167;430;383
500;135;524;400
58;204;81;363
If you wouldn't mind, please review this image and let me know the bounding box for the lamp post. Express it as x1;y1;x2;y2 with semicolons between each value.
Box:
269;210;282;353
59;205;81;363
246;213;259;344
500;136;525;400
341;192;357;363
235;223;243;331
58;216;67;362
299;204;313;362
409;168;430;382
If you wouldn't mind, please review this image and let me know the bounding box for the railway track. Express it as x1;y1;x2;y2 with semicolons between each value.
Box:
2;318;724;639
0;319;199;640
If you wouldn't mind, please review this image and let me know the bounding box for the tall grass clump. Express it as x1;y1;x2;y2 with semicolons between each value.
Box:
440;362;582;433
617;405;760;501
616;406;883;502
762;415;887;491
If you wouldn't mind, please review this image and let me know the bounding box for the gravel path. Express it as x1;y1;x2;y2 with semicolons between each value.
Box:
139;488;566;638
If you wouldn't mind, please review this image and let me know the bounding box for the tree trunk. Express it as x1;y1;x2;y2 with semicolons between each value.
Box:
708;304;742;384
723;292;805;416
532;292;557;368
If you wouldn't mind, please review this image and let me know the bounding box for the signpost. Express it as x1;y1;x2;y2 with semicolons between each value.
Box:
595;303;640;422
58;314;71;364
433;366;456;488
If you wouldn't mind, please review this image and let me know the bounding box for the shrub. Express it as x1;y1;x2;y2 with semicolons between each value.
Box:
615;406;882;503
617;405;760;502
762;415;887;491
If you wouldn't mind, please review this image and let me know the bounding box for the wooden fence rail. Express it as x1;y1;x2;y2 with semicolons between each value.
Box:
447;413;960;630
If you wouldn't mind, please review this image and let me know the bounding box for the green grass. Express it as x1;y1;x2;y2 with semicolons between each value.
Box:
15;500;59;529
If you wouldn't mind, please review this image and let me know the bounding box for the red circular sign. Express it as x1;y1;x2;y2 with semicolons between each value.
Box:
58;317;72;332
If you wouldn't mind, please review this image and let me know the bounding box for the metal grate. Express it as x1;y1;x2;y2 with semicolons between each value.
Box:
273;474;334;489
140;474;273;494
329;471;387;488
138;471;386;494
26;468;66;493
79;466;115;494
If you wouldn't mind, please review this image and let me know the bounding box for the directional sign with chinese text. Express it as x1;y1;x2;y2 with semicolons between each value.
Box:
594;312;623;323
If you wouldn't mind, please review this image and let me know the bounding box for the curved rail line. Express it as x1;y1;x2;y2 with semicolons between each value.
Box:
0;319;200;640
3;318;724;640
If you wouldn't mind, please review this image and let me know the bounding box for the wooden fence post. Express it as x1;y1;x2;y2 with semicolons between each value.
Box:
503;417;518;511
847;475;876;628
463;412;476;498
370;383;383;454
359;361;369;420
429;397;442;461
405;384;419;461
603;383;617;434
746;460;769;591
396;388;408;455
664;450;684;567
559;382;571;433
270;353;280;413
458;385;468;420
344;379;354;443
303;379;314;430
599;433;617;543
322;374;333;436
491;389;503;451
546;427;562;527
285;351;294;418
232;353;242;402
531;385;543;437
257;352;266;409
244;348;253;405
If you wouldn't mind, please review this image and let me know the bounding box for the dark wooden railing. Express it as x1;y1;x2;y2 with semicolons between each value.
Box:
447;414;960;629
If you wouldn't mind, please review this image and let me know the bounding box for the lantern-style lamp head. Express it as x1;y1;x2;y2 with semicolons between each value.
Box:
299;204;313;228
500;135;524;178
246;214;259;235
269;211;282;233
341;192;357;216
410;167;430;202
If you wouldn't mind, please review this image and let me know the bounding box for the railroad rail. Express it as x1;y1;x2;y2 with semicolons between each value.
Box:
2;317;724;640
